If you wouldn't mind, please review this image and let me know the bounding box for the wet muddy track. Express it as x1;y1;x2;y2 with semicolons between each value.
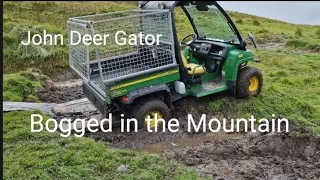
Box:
165;132;320;180
37;79;320;180
37;79;85;104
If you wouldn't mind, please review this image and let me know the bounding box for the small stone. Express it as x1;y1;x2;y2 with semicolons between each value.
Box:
117;164;128;172
171;143;178;147
246;131;263;140
271;175;289;180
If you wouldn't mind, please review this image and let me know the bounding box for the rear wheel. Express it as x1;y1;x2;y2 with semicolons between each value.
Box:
236;66;263;98
131;98;171;129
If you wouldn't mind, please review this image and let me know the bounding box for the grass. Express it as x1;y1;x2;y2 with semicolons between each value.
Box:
4;2;320;74
295;28;303;37
2;1;320;178
3;69;48;102
3;1;138;74
285;39;320;52
228;11;320;44
3;111;205;179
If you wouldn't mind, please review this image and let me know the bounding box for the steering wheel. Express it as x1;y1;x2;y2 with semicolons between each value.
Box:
180;33;197;46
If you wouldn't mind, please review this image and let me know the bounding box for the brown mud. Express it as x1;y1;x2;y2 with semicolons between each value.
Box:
37;78;84;104
161;128;320;180
37;72;320;180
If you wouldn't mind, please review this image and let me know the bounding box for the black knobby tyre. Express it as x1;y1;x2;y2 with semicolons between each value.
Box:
236;66;263;98
131;98;171;129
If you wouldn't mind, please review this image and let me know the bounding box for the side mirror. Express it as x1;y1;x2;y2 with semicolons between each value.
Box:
245;33;257;48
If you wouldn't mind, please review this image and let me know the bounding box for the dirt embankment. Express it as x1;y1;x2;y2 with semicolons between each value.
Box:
37;78;320;180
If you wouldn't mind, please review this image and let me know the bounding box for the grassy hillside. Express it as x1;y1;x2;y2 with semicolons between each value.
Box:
3;69;47;102
3;2;320;74
3;2;138;74
2;2;320;179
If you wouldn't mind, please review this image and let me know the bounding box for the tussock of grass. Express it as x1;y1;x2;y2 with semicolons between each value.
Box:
3;1;138;74
235;19;243;24
3;69;48;102
285;39;320;52
3;23;69;74
295;28;303;37
316;29;320;38
253;20;261;26
3;111;204;179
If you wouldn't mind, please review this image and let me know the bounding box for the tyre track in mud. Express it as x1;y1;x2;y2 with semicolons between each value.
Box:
37;78;320;180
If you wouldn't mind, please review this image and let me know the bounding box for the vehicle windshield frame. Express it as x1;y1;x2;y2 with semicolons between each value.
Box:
183;3;240;45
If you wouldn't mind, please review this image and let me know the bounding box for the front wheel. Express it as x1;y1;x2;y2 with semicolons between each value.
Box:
236;66;263;98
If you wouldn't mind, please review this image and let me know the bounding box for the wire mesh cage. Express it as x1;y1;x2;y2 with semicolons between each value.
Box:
68;10;177;93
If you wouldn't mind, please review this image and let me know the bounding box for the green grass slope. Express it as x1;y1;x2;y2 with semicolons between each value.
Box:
4;2;320;74
3;2;137;74
2;2;320;178
3;69;47;102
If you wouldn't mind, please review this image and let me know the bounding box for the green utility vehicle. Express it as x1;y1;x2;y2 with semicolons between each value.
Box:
68;1;262;128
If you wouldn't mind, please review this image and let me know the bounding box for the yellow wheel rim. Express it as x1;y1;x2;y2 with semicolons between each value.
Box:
145;111;163;128
249;76;259;92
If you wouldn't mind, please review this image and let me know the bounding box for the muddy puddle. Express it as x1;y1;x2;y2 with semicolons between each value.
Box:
38;78;320;180
139;132;244;154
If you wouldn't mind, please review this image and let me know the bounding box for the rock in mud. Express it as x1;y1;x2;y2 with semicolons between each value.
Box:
52;98;98;115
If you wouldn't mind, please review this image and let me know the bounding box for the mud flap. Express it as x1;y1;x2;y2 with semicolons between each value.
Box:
227;80;236;97
82;81;108;114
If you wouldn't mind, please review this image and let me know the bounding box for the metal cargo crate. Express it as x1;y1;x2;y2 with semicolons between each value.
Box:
67;10;177;95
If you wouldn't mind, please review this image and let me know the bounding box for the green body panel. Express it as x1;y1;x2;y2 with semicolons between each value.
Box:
106;67;180;102
102;43;255;104
223;49;255;81
105;88;111;104
201;73;216;82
